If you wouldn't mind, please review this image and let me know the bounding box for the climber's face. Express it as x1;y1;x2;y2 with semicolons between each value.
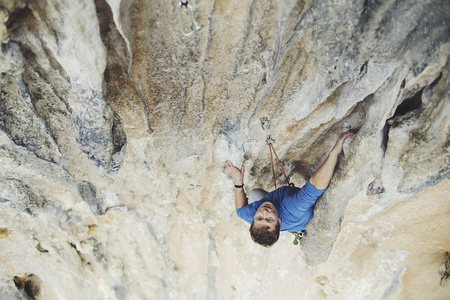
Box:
253;201;281;230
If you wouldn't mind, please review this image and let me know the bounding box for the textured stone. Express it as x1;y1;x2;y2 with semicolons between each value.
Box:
7;0;127;175
0;0;449;299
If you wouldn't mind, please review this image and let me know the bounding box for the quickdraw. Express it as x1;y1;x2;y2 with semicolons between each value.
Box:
292;230;306;245
260;117;293;189
177;0;201;36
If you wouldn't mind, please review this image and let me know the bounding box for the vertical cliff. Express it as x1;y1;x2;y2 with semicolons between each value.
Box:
0;0;449;299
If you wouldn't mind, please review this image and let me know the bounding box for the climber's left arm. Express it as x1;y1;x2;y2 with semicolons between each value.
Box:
309;130;355;190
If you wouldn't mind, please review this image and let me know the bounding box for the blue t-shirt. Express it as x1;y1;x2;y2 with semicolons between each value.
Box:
236;182;325;231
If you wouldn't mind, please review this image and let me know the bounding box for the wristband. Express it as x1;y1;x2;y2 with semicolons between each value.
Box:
234;184;244;188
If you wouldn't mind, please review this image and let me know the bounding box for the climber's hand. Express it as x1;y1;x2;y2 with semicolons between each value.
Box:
330;129;355;156
225;161;245;185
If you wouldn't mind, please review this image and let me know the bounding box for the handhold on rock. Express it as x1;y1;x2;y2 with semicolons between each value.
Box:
440;251;450;287
14;273;42;299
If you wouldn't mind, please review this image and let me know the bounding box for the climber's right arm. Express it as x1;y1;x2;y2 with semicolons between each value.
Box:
225;161;248;209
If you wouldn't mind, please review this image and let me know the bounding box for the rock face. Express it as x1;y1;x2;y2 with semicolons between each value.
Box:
0;0;449;299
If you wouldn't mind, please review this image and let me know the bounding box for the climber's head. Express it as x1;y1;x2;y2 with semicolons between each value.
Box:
249;201;281;247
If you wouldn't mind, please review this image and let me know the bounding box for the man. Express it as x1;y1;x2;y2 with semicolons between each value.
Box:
225;130;355;247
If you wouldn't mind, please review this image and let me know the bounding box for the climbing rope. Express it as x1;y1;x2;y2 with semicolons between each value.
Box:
261;117;303;245
260;117;293;189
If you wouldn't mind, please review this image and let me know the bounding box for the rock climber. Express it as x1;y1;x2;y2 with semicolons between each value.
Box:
225;130;355;247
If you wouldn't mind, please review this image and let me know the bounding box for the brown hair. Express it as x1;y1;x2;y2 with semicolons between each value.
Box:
249;221;281;247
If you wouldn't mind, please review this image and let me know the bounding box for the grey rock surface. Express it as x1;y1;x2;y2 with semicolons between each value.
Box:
0;0;449;298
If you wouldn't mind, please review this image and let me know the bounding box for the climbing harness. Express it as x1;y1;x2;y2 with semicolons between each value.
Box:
261;117;304;245
260;117;294;189
292;230;306;245
177;0;201;36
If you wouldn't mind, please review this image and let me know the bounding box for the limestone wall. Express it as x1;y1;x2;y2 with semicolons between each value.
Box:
0;0;449;299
